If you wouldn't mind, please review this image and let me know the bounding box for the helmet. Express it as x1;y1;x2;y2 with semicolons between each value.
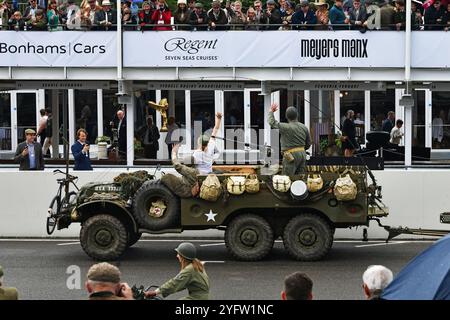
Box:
175;242;197;260
285;106;298;121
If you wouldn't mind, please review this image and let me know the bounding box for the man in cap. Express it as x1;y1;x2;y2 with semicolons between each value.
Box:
94;0;117;30
292;0;317;30
207;0;229;30
0;265;19;300
145;242;210;300
85;262;133;300
14;128;45;171
265;0;282;29
329;0;347;29
268;103;311;176
189;2;208;30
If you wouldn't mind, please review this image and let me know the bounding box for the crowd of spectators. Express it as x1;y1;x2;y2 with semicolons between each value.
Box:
0;0;449;31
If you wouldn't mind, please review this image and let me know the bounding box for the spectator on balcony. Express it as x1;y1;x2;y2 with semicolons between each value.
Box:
425;0;445;29
174;0;191;30
122;5;137;29
151;0;171;30
47;0;59;29
0;0;13;30
442;2;450;30
292;0;317;30
7;10;25;30
187;0;195;11
379;0;395;30
281;0;294;29
329;0;347;29
348;0;367;30
314;0;329;29
279;0;287;17
411;0;423;29
189;2;208;30
95;0;117;30
393;0;416;30
85;0;100;27
26;8;47;30
265;0;282;30
23;0;45;23
65;0;81;30
139;1;154;30
230;1;247;30
207;0;229;30
253;0;267;26
246;7;258;29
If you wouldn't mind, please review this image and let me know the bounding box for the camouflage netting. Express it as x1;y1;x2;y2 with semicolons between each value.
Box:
113;170;153;198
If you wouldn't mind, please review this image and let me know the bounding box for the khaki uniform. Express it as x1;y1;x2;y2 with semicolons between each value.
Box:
0;287;19;300
268;111;311;176
159;263;210;300
161;159;199;198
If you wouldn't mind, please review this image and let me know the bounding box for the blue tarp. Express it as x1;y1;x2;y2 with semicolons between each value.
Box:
382;234;450;300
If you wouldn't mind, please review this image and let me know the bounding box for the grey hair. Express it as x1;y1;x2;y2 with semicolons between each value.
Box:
362;265;393;292
346;110;354;117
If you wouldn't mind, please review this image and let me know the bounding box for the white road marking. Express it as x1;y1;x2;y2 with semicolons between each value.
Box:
200;243;225;247
57;242;80;246
203;261;225;264
355;241;412;248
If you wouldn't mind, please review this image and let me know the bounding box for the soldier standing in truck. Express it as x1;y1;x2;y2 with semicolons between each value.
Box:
268;103;311;175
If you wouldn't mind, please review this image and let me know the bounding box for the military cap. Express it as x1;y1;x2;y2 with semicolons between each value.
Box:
266;0;276;4
0;265;3;277
175;242;197;260
24;128;36;135
86;262;121;284
194;2;203;8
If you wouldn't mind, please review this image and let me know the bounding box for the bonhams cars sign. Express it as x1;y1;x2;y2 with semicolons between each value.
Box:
0;31;116;67
124;31;405;68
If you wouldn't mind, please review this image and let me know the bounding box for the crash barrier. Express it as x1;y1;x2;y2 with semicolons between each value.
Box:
0;167;448;239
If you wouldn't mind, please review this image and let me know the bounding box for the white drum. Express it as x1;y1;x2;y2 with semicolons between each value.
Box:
290;180;309;201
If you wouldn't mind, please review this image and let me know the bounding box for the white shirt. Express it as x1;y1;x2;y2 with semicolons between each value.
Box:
432;117;444;142
192;139;217;175
390;126;403;145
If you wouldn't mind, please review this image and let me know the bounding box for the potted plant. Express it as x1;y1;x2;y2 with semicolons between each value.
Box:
95;136;111;159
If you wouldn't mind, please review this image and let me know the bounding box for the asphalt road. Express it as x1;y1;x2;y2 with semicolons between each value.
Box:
0;238;435;300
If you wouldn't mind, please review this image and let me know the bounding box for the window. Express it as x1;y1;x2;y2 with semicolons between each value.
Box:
224;91;244;150
0;93;11;151
191;91;215;149
431;92;450;149
340;91;365;145
370;89;395;131
74;90;97;143
16;93;37;144
250;91;264;149
102;89;120;140
309;90;334;155
412;90;425;148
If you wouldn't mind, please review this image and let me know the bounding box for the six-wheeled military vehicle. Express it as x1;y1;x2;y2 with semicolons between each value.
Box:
47;164;391;261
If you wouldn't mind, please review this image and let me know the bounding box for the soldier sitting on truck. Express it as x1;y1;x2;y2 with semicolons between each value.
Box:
160;143;200;198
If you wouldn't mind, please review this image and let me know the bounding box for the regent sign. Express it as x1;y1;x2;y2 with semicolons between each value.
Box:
125;31;404;68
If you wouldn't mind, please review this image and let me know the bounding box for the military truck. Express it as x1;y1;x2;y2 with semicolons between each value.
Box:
48;165;389;261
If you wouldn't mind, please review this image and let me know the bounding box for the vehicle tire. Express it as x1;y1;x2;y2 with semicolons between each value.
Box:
46;196;61;235
132;180;180;231
225;214;274;261
282;213;333;261
127;231;142;247
80;214;128;261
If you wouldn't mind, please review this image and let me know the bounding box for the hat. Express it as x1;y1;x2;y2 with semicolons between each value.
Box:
25;128;36;135
177;0;187;4
0;266;3;278
266;0;276;4
412;0;423;5
212;0;221;7
102;0;111;5
194;2;203;7
394;0;404;4
314;0;329;8
300;0;309;6
87;262;121;284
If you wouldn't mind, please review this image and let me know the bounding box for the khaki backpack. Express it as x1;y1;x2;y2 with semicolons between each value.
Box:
227;176;246;195
334;174;357;201
245;174;260;194
199;174;222;201
307;174;324;193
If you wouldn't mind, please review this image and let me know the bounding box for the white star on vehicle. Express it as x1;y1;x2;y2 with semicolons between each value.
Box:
204;210;218;222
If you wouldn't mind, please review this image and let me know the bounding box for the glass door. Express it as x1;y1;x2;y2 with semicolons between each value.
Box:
16;91;38;146
0;92;12;152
